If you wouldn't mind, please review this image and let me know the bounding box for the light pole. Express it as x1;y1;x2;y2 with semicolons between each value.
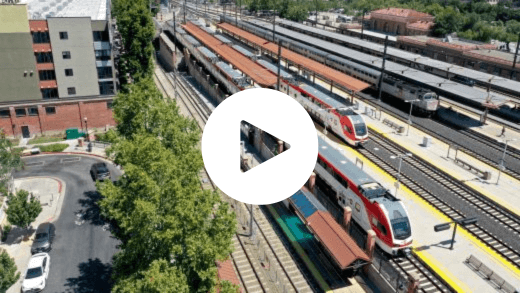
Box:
84;117;89;142
390;152;412;197
405;99;419;136
496;138;517;184
434;217;477;250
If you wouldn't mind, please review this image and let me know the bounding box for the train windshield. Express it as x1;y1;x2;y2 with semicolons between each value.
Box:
391;217;411;240
354;123;367;136
422;93;437;100
359;183;386;199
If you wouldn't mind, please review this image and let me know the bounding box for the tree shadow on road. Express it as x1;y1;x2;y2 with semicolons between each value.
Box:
64;258;113;293
77;191;106;226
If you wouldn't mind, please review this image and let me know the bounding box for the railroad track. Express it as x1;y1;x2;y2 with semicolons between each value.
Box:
358;92;520;182
155;65;314;293
359;130;520;270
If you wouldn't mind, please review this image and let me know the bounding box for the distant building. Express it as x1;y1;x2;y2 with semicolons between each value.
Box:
398;35;519;80
366;8;435;36
0;1;118;138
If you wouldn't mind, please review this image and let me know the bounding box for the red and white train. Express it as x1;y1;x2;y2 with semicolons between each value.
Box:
255;58;369;147
315;136;413;255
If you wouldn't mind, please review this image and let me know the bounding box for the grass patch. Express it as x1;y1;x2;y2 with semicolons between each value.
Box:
8;138;20;145
28;136;64;145
34;143;69;152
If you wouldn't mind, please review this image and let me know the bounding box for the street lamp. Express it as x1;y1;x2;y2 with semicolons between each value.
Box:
434;217;478;250
496;138;517;184
390;152;412;197
84;117;89;142
405;99;420;136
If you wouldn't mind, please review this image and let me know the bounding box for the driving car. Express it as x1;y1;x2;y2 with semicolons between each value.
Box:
90;162;111;181
31;222;54;254
22;253;50;293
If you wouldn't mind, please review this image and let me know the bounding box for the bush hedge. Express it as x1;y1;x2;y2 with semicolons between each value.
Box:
34;143;69;152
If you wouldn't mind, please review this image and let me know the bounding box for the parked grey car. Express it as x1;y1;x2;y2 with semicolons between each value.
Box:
31;222;54;254
90;162;111;181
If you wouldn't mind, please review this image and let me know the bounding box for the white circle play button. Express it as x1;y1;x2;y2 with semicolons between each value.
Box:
202;88;318;205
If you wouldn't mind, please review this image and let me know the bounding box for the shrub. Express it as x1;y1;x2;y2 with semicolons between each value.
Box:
2;224;12;242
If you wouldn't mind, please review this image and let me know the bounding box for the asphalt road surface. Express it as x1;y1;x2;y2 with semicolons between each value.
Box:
15;155;122;293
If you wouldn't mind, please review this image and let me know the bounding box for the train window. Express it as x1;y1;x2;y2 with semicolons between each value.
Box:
349;198;353;205
344;125;352;134
342;199;346;205
355;203;361;212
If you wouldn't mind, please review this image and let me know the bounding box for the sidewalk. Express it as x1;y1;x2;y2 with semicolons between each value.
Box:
20;138;109;159
0;177;66;293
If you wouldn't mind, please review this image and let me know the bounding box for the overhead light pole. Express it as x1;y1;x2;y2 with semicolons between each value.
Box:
376;36;389;120
390;152;412;197
405;99;419;136
496;138;517;184
434;217;478;250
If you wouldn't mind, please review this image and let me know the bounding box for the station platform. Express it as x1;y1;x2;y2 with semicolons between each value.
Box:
307;74;520;218
317;132;520;292
438;99;520;151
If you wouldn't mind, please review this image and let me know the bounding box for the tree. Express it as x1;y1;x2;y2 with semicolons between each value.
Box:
434;7;465;36
6;190;42;230
112;259;189;293
286;4;309;22
115;0;155;86
0;250;20;293
0;133;22;195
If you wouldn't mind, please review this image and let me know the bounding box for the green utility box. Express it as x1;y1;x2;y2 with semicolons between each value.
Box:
66;128;85;140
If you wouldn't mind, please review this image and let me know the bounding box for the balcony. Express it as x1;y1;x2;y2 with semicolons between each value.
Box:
33;44;52;53
39;80;57;89
36;63;54;70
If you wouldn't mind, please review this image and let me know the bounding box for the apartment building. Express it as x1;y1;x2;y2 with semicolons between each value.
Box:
0;0;117;138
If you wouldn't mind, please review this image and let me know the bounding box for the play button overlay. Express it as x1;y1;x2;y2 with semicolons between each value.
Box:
202;88;318;205
240;120;290;172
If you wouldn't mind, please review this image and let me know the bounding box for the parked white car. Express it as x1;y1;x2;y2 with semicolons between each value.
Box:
21;253;50;293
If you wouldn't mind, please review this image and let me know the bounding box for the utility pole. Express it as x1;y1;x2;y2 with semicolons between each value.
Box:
277;39;282;90
315;0;318;27
377;36;389;120
512;34;520;79
183;0;186;23
360;9;366;40
235;0;237;25
272;10;276;42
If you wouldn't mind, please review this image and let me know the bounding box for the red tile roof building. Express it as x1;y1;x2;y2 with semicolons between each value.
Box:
367;8;435;36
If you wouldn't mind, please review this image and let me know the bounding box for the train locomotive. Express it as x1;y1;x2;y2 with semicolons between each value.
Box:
255;58;368;146
219;16;439;115
315;136;413;255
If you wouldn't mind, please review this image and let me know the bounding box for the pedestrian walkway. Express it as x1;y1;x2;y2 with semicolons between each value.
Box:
0;177;66;293
19;138;109;159
319;132;520;292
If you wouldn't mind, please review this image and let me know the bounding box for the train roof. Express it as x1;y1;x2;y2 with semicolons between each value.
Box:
318;136;373;187
327;54;380;77
244;19;512;106
215;34;233;44
201;26;216;35
232;45;255;58
257;59;293;80
216;61;242;80
299;84;348;110
276;19;520;95
290;188;370;269
185;35;201;47
198;46;218;60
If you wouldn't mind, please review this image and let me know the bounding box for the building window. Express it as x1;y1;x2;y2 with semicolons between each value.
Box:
99;81;114;95
15;108;26;117
93;30;109;42
97;67;113;79
28;107;38;116
65;69;73;76
355;203;361;212
32;32;50;43
494;67;502;75
45;107;56;115
35;52;53;63
479;63;488;72
41;89;59;99
62;51;71;59
59;32;68;40
67;87;76;95
0;109;10;118
95;50;111;61
39;70;56;81
107;101;114;109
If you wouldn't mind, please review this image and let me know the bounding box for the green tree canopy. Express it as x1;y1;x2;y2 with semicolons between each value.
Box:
0;133;22;195
0;250;20;293
6;190;42;230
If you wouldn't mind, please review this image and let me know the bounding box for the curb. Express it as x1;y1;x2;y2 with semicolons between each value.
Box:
21;151;116;165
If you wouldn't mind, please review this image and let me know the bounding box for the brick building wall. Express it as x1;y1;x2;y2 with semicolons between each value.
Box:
0;98;115;138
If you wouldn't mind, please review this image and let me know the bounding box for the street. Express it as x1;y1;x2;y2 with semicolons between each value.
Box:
14;155;122;293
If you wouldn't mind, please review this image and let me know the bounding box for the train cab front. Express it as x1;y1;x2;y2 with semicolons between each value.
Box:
389;216;413;256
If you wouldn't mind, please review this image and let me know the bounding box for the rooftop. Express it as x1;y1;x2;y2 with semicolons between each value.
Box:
466;49;518;65
371;8;434;20
20;0;108;20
